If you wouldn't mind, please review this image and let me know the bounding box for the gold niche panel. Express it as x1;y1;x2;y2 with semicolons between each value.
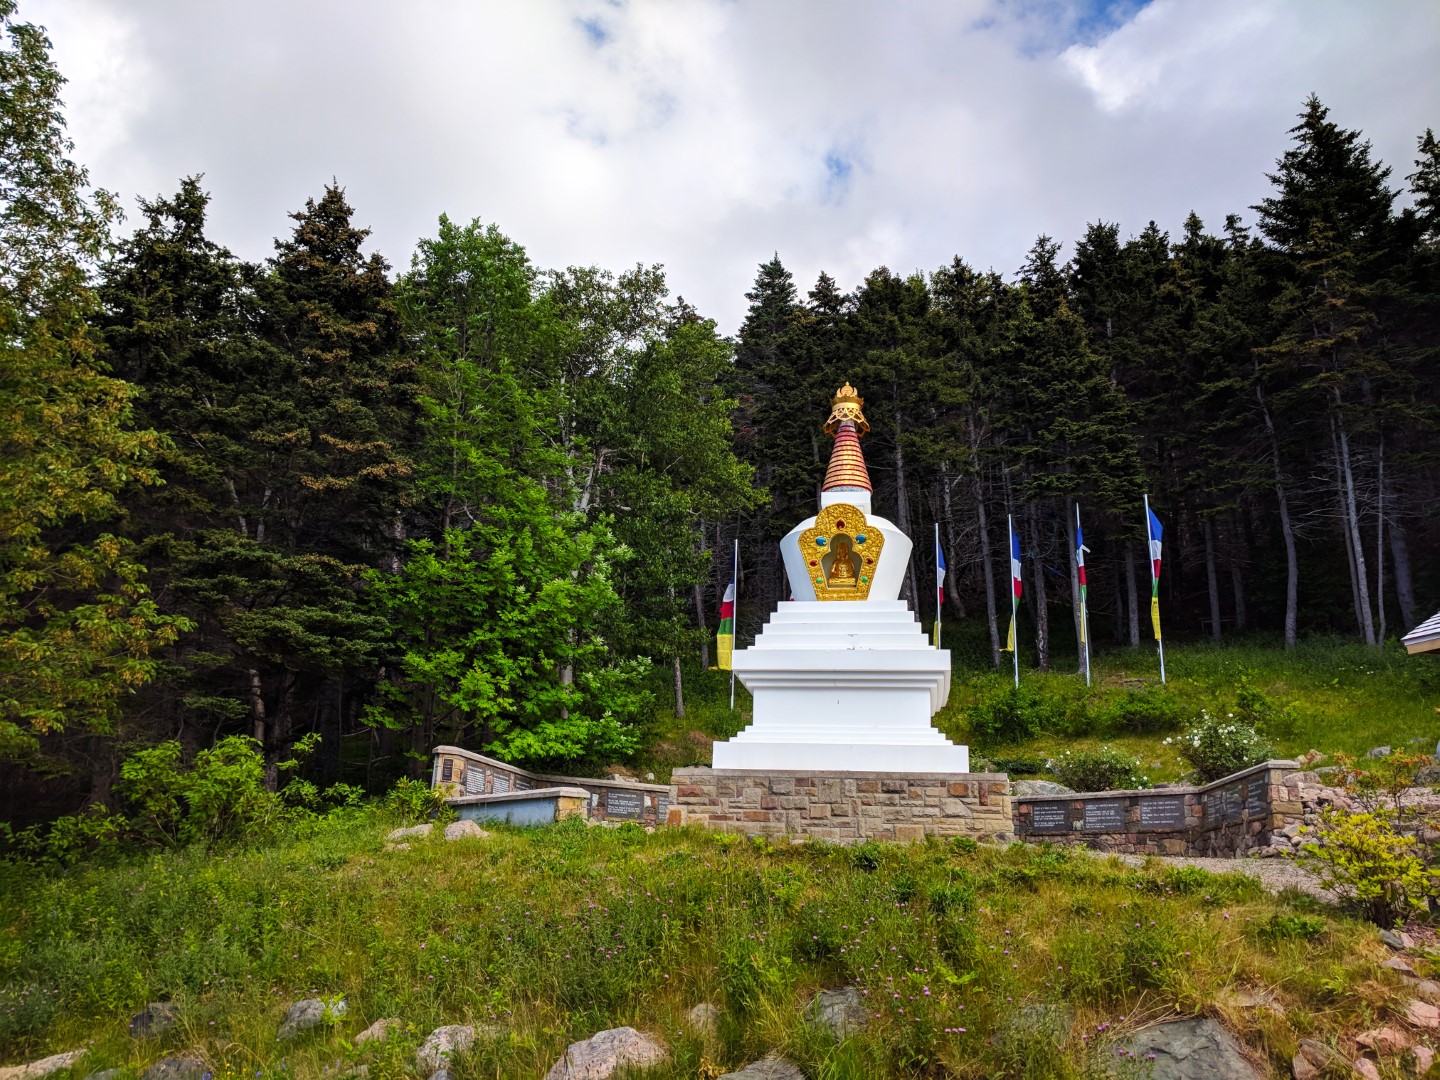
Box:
797;503;885;601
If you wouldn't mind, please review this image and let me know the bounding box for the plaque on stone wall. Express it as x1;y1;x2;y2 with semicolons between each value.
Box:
491;771;510;794
465;768;483;795
1083;799;1126;830
607;790;644;819
1138;795;1185;829
1245;778;1268;815
512;775;532;791
441;759;453;782
655;795;670;821
1030;802;1070;832
1217;785;1243;822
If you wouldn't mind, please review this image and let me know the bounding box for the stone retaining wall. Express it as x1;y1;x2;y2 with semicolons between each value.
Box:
1012;760;1301;856
669;767;1013;843
431;746;671;825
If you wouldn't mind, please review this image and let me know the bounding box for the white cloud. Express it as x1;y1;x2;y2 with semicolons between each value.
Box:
22;0;1440;333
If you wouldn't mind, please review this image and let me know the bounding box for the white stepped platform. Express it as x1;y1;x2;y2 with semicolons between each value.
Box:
713;601;969;773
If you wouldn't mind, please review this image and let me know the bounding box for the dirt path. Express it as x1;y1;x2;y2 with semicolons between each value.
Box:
1098;851;1337;901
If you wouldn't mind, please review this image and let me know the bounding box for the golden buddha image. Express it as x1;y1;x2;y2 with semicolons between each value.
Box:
826;536;859;588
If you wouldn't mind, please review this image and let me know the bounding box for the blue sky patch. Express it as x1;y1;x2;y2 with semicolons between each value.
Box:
576;16;610;47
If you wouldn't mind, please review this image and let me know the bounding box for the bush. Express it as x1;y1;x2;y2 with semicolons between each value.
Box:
1095;686;1187;735
1167;710;1273;783
383;776;448;825
1048;745;1148;792
967;684;1062;742
1297;808;1437;927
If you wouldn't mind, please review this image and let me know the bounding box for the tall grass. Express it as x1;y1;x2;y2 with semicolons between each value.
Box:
0;813;1408;1078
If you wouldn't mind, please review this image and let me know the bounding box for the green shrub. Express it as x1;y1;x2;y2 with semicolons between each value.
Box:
1255;912;1327;943
967;684;1061;742
382;776;448;824
1234;677;1298;739
1048;745;1148;792
1095;686;1187;735
1166;709;1273;782
1297;808;1437;927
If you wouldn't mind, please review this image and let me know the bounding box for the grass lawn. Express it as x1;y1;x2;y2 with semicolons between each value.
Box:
0;814;1421;1079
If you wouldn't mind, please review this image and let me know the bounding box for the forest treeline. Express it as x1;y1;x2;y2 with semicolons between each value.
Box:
1;3;1437;822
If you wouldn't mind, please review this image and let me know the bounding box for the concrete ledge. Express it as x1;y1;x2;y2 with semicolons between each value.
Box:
431;746;670;824
450;786;591;826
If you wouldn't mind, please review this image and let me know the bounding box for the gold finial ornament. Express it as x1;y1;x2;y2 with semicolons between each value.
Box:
824;382;869;436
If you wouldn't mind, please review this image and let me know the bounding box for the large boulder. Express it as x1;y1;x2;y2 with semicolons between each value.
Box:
443;820;489;841
718;1060;806;1080
686;1003;719;1039
353;1018;401;1045
416;1026;474;1072
1012;780;1074;797
1291;1039;1344;1080
386;824;433;841
544;1027;668;1079
1123;1019;1259;1079
0;1051;86;1080
998;1004;1075;1046
278;997;346;1040
130;1002;180;1038
806;988;868;1039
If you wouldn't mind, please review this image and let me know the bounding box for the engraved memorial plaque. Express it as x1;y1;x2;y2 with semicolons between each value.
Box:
607;790;644;819
464;768;483;795
1083;799;1126;831
1138;795;1185;829
1029;802;1070;832
441;759;453;782
1244;778;1268;816
655;795;670;822
1222;785;1243;822
491;771;510;794
512;775;532;791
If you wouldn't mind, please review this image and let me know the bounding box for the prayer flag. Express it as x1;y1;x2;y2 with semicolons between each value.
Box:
716;581;736;670
1075;507;1089;645
1147;506;1164;641
1004;524;1022;652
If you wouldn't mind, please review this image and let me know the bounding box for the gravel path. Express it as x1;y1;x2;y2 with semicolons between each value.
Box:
1097;851;1337;901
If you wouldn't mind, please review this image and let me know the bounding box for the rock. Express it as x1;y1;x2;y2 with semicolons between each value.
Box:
1355;1027;1412;1053
1297;749;1324;767
1229;987;1284;1016
1413;1046;1436;1073
1012;780;1074;796
1291;1039;1344;1080
1405;1000;1440;1028
443;820;489;841
353;1018;401;1045
718;1060;806;1080
1415;765;1440;786
686;1003;720;1038
1352;1059;1380;1080
140;1057;207;1080
1384;956;1418;976
1408;979;1440;1003
1000;1004;1075;1045
416;1026;474;1072
0;1051;87;1080
86;1071;124;1080
806;988;869;1040
1368;746;1394;759
386;823;432;840
543;1027;668;1079
1124;1019;1260;1079
1381;929;1407;950
130;1002;180;1038
427;1072;449;1080
278;997;346;1040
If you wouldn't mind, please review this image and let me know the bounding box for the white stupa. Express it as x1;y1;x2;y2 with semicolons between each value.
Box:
712;384;969;773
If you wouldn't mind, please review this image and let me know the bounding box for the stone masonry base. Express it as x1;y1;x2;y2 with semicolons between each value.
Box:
670;767;1012;843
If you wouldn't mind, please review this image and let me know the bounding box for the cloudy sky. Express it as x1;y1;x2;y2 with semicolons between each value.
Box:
26;0;1440;333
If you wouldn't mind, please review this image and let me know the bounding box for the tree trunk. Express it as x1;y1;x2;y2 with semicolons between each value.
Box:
1390;519;1417;632
1065;505;1083;674
1332;404;1376;645
672;655;685;719
1230;565;1248;632
1124;543;1140;647
1258;384;1298;648
247;668;267;745
1028;502;1050;672
694;517;710;669
1375;436;1386;644
975;486;1001;669
1202;516;1222;643
892;412;919;606
1112;570;1126;645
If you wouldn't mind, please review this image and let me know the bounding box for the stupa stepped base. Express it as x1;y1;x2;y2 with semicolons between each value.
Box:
713;601;968;773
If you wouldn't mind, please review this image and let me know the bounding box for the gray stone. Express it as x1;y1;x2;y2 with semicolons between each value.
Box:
543;1027;668;1079
1013;780;1074;797
416;1026;474;1072
1000;1004;1075;1045
1291;1039;1343;1080
278;997;346;1040
139;1058;206;1080
426;1072;448;1080
443;820;489;841
718;1059;806;1080
386;823;432;840
85;1071;123;1080
1366;746;1393;759
1124;1019;1259;1079
686;1003;720;1038
0;1051;87;1080
353;1018;401;1045
806;987;869;1040
130;1002;180;1039
1414;764;1440;786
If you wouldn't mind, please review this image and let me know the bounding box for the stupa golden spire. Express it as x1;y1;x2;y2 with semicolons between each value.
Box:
821;383;872;492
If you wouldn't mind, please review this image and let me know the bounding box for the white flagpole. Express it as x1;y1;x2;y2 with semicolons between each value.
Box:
1144;495;1166;684
729;538;738;709
1009;513;1020;690
935;521;942;650
1078;503;1092;688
